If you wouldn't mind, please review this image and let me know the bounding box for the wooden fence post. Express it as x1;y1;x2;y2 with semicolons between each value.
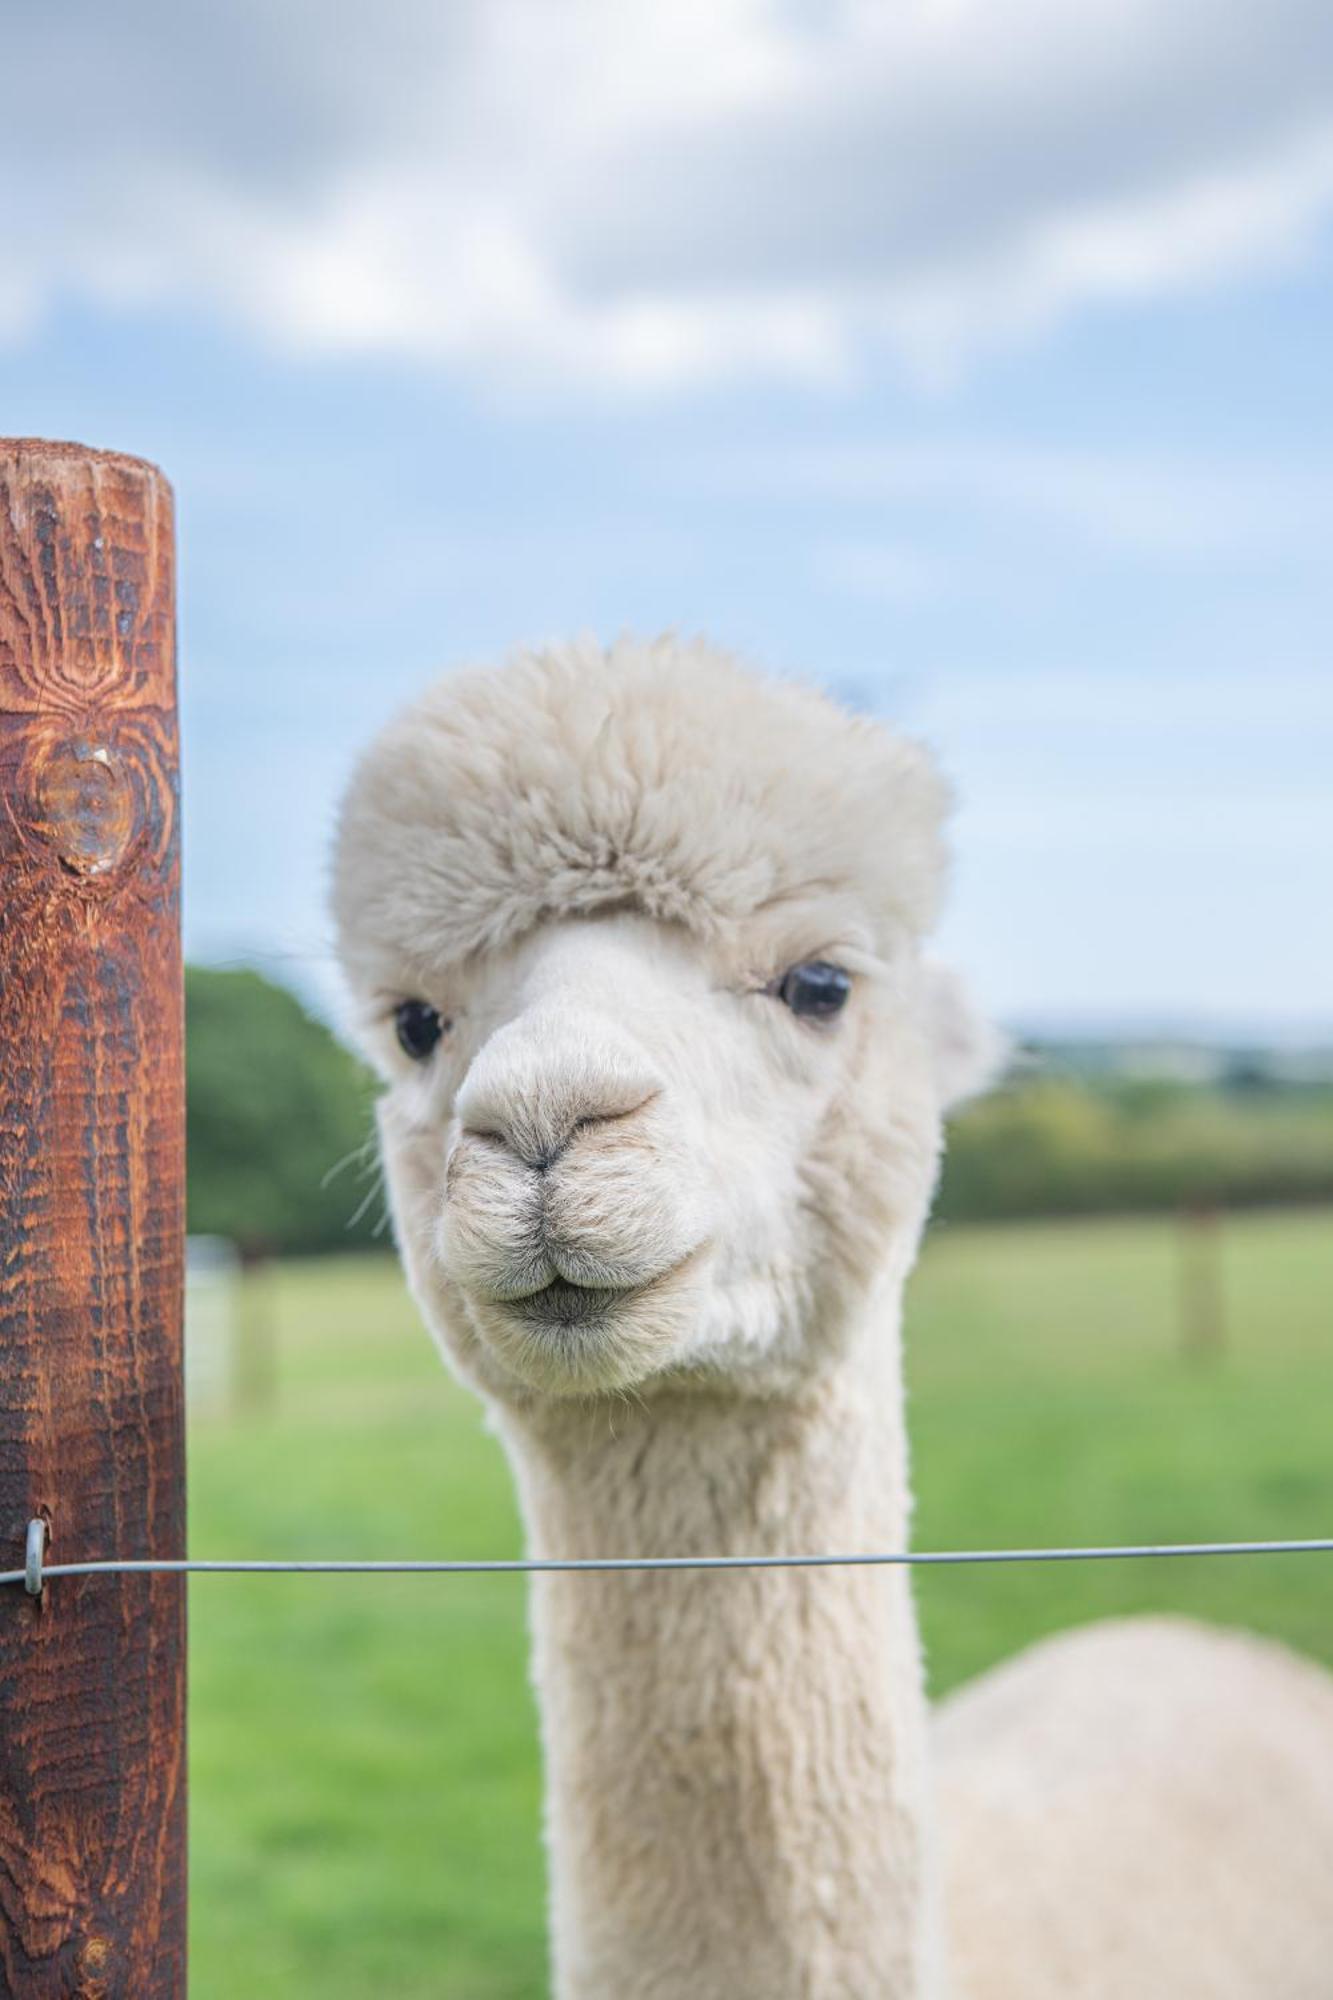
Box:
0;440;186;1995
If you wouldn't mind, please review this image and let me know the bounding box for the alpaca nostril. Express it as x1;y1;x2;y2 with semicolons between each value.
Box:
463;1095;658;1175
534;1092;661;1171
458;1120;560;1171
569;1093;659;1142
459;1127;513;1160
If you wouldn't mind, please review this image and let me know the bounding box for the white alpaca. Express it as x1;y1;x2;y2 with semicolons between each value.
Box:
332;635;1333;2000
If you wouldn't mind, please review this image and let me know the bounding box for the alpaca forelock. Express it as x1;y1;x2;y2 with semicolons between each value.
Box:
334;632;951;979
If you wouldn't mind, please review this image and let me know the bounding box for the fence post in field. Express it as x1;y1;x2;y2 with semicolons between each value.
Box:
1178;1198;1226;1367
0;440;186;1995
234;1248;278;1417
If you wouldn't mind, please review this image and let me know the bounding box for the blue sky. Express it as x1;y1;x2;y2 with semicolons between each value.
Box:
4;2;1332;1032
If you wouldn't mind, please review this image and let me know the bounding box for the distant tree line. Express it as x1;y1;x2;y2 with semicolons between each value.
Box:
186;966;380;1255
186;966;1333;1256
935;1072;1333;1222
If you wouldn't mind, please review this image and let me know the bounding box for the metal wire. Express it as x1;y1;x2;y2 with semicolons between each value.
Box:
6;1536;1333;1595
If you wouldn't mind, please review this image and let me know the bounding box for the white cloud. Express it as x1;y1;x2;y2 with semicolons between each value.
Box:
4;0;1333;388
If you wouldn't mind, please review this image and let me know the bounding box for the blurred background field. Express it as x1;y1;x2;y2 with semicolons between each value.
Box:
189;1208;1333;2000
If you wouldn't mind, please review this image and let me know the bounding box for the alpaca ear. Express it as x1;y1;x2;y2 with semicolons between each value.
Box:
923;961;1006;1112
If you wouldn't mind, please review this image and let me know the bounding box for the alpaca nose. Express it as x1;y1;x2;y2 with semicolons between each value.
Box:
456;1011;664;1171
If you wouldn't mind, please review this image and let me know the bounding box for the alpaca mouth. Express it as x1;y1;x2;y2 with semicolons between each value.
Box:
505;1275;637;1328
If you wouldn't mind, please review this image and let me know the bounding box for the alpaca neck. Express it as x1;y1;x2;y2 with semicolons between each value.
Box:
497;1293;940;2000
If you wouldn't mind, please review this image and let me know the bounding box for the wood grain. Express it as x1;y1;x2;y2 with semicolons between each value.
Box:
0;441;185;1997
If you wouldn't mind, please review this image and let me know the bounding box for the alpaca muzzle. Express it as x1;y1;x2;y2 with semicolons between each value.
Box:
439;1101;710;1316
437;1111;713;1393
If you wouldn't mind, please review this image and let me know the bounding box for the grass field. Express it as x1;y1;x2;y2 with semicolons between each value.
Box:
189;1210;1333;1998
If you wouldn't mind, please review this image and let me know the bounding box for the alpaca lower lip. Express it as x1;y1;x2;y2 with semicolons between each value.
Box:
506;1277;635;1327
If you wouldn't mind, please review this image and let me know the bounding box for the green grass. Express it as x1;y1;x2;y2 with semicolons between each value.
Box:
189;1211;1333;1998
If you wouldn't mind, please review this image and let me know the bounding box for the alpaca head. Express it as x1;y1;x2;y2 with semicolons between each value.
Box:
333;637;992;1404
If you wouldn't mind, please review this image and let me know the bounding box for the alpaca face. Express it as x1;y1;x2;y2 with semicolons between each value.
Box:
344;905;958;1402
332;638;991;1403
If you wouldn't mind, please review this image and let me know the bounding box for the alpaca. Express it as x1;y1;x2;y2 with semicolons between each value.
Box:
332;635;1333;2000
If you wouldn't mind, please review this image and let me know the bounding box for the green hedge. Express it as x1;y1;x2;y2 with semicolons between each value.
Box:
186;966;378;1254
936;1076;1333;1221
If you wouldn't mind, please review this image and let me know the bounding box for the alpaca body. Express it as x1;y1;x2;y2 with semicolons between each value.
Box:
939;1616;1333;1999
332;635;1333;2000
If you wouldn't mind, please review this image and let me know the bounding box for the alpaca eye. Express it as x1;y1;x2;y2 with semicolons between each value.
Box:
777;961;852;1020
395;999;446;1060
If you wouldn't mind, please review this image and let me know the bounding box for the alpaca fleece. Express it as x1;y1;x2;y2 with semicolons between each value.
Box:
333;631;950;984
332;633;1333;2000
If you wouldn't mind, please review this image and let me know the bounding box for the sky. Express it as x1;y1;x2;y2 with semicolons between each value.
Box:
3;0;1332;1034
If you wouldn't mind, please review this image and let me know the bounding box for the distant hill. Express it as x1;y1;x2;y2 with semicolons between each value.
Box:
1017;1033;1333;1089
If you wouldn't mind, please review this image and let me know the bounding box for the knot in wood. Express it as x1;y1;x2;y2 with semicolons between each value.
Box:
74;1933;115;1998
35;738;136;877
